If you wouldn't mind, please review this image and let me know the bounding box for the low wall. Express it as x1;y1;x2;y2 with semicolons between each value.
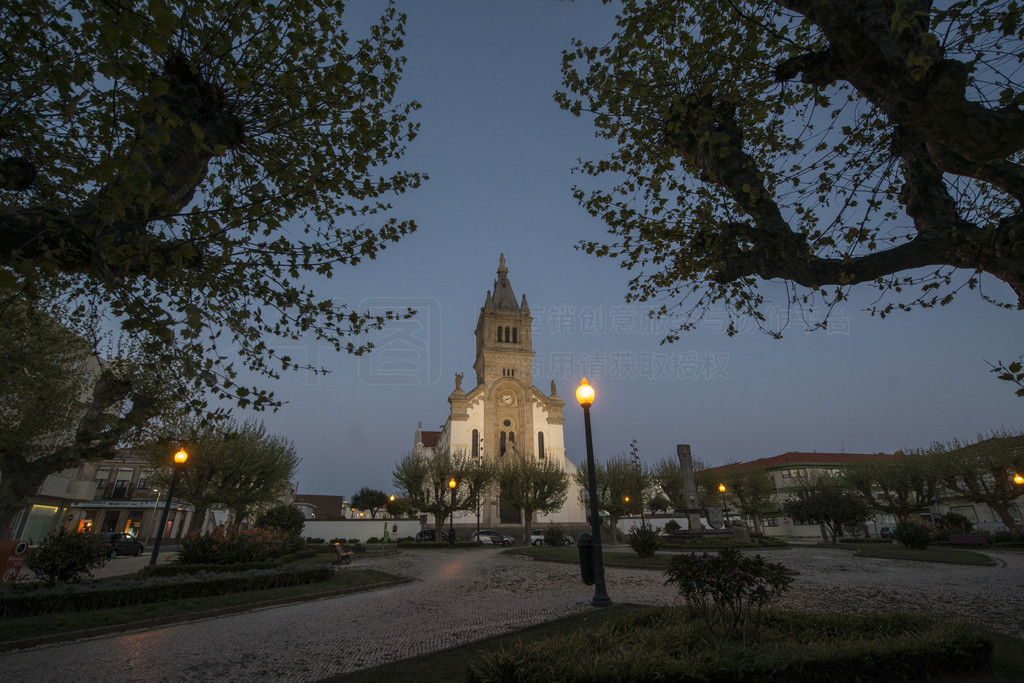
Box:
302;519;422;543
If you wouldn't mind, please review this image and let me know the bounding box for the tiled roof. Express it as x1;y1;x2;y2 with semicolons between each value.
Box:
421;431;441;448
709;451;896;473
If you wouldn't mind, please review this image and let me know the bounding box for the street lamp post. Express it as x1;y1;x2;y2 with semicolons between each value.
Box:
576;378;612;607
448;477;458;548
150;448;188;566
719;483;728;526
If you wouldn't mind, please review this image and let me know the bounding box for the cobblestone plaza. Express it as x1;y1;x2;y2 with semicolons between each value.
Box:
1;547;1022;682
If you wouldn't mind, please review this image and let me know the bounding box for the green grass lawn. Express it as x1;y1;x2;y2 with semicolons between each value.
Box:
847;544;995;565
0;557;402;647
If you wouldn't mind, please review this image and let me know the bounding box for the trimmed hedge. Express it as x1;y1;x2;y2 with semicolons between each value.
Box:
139;550;318;577
660;537;787;550
0;565;334;619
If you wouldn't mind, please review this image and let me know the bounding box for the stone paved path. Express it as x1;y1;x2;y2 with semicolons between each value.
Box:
1;547;1022;682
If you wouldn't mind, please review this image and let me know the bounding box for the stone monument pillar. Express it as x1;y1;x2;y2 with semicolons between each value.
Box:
677;444;703;532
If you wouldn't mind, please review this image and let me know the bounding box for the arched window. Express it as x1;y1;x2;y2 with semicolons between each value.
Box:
500;431;506;456
497;327;503;342
538;432;545;459
512;327;518;343
504;326;511;342
509;431;515;444
472;429;479;458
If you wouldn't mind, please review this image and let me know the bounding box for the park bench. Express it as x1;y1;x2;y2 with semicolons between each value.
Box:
949;533;987;547
331;543;354;566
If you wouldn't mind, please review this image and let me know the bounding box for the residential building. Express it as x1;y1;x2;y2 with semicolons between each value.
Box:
706;451;1024;539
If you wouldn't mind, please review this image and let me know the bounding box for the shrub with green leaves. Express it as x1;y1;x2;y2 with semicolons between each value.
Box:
627;520;661;558
664;547;792;639
894;516;936;549
255;504;306;537
664;519;681;532
543;524;567;547
25;529;108;587
176;525;298;565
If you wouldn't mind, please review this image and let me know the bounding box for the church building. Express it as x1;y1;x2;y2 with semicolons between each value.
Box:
414;255;584;528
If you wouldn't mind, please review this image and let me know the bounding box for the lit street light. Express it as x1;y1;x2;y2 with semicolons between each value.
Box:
576;377;612;607
719;483;728;526
150;448;188;566
1015;473;1024;485
448;477;458;548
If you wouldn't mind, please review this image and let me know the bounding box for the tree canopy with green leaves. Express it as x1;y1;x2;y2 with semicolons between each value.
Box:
575;453;650;544
842;452;940;517
716;467;778;533
0;300;187;537
392;449;493;533
149;417;299;533
0;0;424;411
781;474;870;544
350;486;388;520
923;431;1024;530
558;0;1024;339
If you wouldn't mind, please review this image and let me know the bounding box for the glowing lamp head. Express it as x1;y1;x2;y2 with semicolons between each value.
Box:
624;496;630;503
448;478;457;490
390;495;396;502
718;483;726;493
1015;473;1024;485
174;449;188;465
576;378;595;407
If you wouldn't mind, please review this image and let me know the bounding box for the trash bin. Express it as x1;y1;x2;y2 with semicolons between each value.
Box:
578;531;594;585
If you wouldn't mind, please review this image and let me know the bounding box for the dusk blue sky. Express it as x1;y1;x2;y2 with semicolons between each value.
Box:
238;3;1023;498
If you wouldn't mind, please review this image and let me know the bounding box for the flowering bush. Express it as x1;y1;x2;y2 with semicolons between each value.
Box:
176;525;300;565
627;520;662;558
894;516;936;549
664;547;792;639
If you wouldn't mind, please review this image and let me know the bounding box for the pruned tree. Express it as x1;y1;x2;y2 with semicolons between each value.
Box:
717;467;778;533
351;487;388;520
392;449;488;533
782;474;870;544
498;453;570;545
558;1;1024;342
1;0;424;411
843;453;940;517
653;455;708;513
148;417;299;533
925;431;1024;530
575;454;650;544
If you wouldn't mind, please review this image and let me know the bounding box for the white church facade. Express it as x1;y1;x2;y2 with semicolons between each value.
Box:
414;255;585;528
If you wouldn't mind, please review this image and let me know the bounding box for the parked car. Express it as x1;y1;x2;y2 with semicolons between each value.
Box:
471;530;514;546
530;528;574;546
415;529;456;542
879;527;896;539
98;532;145;558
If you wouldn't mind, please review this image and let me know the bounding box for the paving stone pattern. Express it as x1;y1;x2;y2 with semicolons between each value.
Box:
1;547;1022;682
